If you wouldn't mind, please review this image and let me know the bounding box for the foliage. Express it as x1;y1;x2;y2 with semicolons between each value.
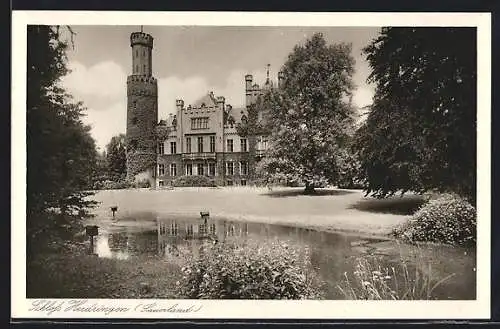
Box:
258;33;357;193
336;142;366;189
392;193;476;247
27;25;99;256
356;27;476;202
105;134;127;181
172;175;216;187
338;253;455;300
176;240;324;299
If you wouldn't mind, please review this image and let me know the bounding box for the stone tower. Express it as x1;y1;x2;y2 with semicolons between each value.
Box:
126;31;158;182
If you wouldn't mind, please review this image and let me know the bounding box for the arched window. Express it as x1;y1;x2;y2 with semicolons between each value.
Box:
241;114;248;125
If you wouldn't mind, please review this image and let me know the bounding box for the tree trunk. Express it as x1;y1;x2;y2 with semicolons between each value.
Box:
304;182;315;194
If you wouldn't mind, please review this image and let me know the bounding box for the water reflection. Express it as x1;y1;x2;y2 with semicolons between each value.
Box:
92;216;476;300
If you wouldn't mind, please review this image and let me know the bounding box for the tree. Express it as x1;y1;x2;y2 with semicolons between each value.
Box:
356;27;476;202
27;26;98;253
258;33;357;193
105;134;127;181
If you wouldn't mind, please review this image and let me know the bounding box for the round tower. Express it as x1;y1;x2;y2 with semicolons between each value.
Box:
126;31;158;180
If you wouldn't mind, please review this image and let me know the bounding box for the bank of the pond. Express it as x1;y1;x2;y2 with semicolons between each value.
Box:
26;244;182;299
90;187;424;239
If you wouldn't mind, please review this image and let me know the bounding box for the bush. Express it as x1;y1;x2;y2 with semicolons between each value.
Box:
392;193;476;247
172;175;216;187
176;240;324;299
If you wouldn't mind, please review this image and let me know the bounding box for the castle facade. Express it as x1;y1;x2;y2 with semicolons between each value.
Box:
125;31;282;188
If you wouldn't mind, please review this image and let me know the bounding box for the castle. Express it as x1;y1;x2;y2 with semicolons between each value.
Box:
125;30;283;188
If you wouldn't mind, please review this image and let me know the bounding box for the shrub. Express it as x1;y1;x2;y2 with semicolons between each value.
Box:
172;175;216;187
392;193;476;247
176;240;324;299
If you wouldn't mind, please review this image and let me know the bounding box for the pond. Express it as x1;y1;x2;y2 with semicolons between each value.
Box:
90;212;476;300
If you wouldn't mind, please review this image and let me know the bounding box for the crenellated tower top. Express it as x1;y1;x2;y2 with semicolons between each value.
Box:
130;30;154;76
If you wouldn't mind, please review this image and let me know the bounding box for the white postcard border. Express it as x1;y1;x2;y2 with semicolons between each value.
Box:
11;11;491;319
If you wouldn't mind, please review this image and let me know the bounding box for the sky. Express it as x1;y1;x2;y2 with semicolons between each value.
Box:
59;26;381;151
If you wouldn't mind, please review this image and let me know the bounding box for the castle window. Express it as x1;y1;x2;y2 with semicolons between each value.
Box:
225;161;234;176
210;136;216;152
170;163;177;176
186;163;193;176
197;163;204;176
227;139;233;152
170;142;176;154
241;179;247;186
209;162;216;176
240;138;247;152
170;221;178;236
158;142;164;155
158;164;165;176
241;114;248;125
197;137;204;153
143;64;146;73
186;224;194;236
191;117;209;130
240;161;248;175
186;137;191;153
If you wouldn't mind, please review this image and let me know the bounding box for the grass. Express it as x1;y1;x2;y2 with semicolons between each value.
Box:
90;187;422;237
26;243;183;299
337;246;456;300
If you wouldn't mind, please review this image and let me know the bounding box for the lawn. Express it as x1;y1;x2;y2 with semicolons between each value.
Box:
89;187;426;237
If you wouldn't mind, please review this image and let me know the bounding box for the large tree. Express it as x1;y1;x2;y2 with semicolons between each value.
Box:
259;33;357;193
27;26;98;251
356;27;476;202
105;133;127;181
